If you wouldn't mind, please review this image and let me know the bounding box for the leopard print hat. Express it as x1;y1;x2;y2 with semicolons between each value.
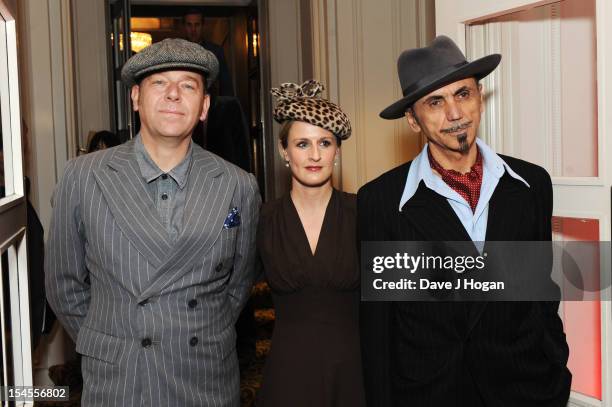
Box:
271;80;352;140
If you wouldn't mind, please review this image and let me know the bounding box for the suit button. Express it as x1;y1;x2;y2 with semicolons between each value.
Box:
141;338;152;348
189;336;198;347
215;263;223;272
188;299;198;308
161;193;168;200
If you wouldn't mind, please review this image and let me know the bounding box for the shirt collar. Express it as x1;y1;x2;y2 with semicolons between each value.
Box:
134;133;193;190
398;138;529;211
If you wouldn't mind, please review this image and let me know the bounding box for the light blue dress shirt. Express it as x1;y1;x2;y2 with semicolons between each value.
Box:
399;138;530;243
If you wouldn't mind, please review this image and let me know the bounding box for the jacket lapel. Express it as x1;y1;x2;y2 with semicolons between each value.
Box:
484;174;526;242
466;174;527;338
399;184;474;337
93;141;172;270
139;149;237;300
400;183;472;242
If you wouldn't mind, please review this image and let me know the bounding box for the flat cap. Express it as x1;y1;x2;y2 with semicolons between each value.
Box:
121;38;219;88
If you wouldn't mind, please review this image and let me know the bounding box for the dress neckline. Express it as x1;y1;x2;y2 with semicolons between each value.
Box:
286;189;337;257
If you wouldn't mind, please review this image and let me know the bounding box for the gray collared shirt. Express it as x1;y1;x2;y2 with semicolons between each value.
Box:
134;134;193;243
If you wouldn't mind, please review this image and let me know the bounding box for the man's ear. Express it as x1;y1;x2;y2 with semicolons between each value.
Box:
199;94;211;121
405;108;422;133
130;85;140;112
478;83;485;114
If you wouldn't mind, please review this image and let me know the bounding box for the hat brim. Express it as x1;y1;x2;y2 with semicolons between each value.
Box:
126;62;217;88
379;54;501;120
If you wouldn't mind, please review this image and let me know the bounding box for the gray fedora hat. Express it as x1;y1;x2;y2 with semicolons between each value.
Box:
380;35;501;120
121;38;219;88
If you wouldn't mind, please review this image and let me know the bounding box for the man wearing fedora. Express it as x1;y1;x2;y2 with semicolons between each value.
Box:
358;36;571;406
46;38;260;406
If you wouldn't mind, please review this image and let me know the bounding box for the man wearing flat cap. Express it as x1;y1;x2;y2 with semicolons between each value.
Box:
46;38;260;406
358;36;571;406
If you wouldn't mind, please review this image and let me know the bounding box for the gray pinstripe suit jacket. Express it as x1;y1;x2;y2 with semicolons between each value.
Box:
45;139;260;406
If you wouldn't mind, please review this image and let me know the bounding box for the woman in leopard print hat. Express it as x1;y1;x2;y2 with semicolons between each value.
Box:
256;81;366;407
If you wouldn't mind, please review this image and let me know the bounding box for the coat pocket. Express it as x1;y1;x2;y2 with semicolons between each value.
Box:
76;326;122;364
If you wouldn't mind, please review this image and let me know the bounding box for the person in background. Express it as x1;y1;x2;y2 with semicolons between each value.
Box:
20;120;55;349
183;7;234;97
257;80;366;407
86;130;121;153
194;95;252;173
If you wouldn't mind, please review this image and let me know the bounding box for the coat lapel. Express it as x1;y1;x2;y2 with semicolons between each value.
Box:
93;141;172;270
399;183;474;337
139;148;237;300
466;174;527;338
400;183;472;242
484;174;526;242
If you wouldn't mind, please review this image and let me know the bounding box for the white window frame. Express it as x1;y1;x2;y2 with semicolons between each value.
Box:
0;1;33;406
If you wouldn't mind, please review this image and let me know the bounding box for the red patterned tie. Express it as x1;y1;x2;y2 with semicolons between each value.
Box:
428;148;483;212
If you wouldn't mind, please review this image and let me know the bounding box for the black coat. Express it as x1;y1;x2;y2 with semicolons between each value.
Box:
193;95;252;173
201;40;234;97
357;155;571;407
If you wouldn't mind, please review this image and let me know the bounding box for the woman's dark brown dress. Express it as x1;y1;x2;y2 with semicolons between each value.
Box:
256;189;366;407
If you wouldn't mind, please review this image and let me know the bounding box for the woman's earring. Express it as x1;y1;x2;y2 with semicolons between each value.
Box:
285;161;290;168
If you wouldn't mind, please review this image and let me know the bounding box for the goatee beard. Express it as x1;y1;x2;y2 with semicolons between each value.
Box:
457;133;470;154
